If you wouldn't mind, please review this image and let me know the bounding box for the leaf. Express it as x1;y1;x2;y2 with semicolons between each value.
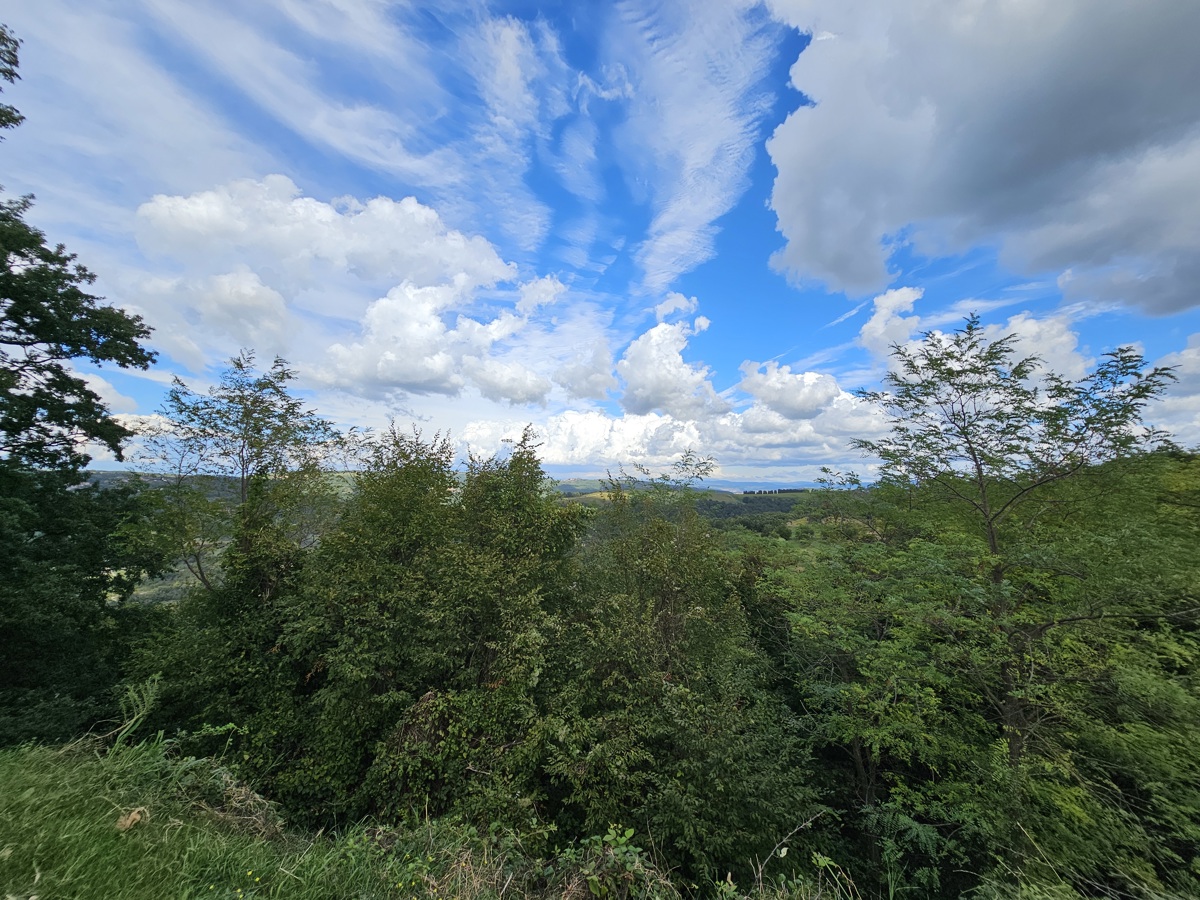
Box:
115;807;148;832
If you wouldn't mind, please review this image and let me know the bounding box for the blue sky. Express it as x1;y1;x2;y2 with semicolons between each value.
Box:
3;0;1199;482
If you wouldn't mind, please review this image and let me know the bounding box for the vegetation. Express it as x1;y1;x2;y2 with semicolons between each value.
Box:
0;24;161;745
3;23;1199;900
6;322;1190;898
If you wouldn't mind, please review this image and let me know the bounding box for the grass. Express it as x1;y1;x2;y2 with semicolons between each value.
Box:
0;738;690;900
0;742;406;899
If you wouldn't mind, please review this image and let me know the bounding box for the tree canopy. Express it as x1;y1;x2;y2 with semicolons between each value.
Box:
0;26;154;471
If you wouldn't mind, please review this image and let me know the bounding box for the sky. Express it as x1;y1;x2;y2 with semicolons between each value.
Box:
2;0;1199;484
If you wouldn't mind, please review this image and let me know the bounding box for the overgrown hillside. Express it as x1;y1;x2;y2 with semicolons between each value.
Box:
4;293;1198;898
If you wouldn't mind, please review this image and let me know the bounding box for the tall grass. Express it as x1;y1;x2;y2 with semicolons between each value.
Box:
0;732;694;900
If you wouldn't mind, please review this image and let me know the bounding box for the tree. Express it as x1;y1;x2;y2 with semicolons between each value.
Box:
0;24;160;744
0;26;154;471
0;25;23;132
135;352;347;746
854;314;1175;564
143;351;342;591
853;316;1178;773
778;317;1198;894
0;466;162;743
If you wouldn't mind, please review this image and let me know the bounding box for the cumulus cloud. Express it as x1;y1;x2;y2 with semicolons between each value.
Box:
129;176;644;411
982;313;1091;383
1153;334;1200;448
136;175;514;294
617;318;729;418
77;372;139;415
554;344;618;401
465;358;553;406
129;177;609;407
765;0;1200;312
190;269;291;348
323;283;469;396
458;383;888;480
852;287;1092;385
738;361;841;419
461;410;704;469
516;275;568;315
858;287;923;359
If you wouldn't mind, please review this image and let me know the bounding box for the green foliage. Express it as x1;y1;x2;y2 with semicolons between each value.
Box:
0;466;165;744
544;457;817;882
0;26;159;745
141;351;343;589
0;737;697;900
0;25;22;133
138;434;816;885
1;34;154;469
130;355;348;760
854;313;1175;557
554;825;672;899
0;193;155;469
27;316;1185;898
757;319;1199;896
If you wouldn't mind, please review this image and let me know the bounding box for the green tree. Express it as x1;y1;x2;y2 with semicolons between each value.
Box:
142;351;342;591
267;428;590;826
0;27;154;472
549;456;816;882
0;25;24;133
854;315;1176;769
854;314;1175;573
0;467;163;743
775;318;1198;895
136;353;344;737
0;24;159;743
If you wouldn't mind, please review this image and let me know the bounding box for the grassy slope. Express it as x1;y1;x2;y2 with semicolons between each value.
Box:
0;742;688;900
0;744;405;900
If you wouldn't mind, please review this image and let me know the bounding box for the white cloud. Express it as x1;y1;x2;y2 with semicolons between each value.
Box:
459;15;571;251
136;175;514;295
191;269;291;349
265;0;420;59
609;0;786;291
460;410;703;469
0;3;263;236
324;283;467;396
617;318;728;418
982;313;1091;383
465;357;553;406
855;289;1093;386
858;287;923;359
654;291;698;322
765;0;1200;312
140;0;454;186
1153;334;1200;448
738;361;841;419
78;372;139;415
456;381;888;479
552;117;604;204
554;344;618;401
516;275;568;315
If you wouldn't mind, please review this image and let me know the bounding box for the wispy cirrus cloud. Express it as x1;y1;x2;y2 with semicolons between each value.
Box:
139;0;457;186
606;0;787;292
